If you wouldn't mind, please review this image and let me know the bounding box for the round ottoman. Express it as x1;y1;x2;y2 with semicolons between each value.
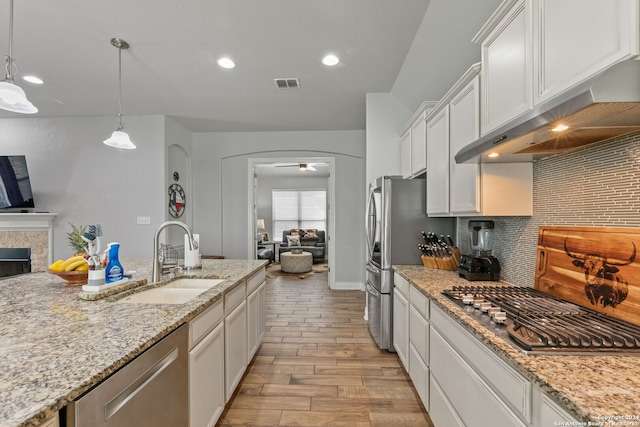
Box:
280;251;313;273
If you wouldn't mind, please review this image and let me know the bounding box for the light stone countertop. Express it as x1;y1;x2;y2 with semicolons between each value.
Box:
0;258;267;427
393;265;640;424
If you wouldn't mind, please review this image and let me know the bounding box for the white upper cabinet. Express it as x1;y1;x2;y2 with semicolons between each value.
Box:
426;106;450;216
477;0;532;135
410;111;428;175
449;75;481;215
400;129;412;179
399;102;436;179
426;64;533;217
533;0;640;103
476;0;639;135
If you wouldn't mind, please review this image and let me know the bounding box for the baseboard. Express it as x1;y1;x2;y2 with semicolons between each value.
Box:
331;281;364;290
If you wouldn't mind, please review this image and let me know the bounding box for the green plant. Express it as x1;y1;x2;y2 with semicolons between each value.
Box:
67;223;87;255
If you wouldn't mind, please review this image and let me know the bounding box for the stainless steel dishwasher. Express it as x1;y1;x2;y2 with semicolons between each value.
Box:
67;324;188;427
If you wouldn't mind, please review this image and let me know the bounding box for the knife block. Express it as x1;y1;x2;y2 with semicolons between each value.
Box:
421;247;461;271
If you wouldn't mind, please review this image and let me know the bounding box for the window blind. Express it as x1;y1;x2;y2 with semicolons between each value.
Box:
272;190;326;241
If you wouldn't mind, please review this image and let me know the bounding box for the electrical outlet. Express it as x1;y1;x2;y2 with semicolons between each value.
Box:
137;216;151;225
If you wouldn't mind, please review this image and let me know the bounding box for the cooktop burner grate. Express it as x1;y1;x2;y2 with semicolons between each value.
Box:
442;285;640;354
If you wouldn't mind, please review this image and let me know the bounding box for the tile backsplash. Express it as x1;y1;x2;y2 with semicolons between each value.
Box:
458;131;640;287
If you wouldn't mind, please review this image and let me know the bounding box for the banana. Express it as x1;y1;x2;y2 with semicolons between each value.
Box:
61;256;86;271
49;259;65;272
74;263;89;271
64;259;88;272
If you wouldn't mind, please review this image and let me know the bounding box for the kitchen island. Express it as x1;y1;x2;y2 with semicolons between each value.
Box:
394;265;640;424
0;258;267;427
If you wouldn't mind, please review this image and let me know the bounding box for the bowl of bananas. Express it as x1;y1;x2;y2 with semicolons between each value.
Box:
49;255;89;286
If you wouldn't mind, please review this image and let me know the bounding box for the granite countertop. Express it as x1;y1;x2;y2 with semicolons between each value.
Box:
0;258;267;427
393;265;640;423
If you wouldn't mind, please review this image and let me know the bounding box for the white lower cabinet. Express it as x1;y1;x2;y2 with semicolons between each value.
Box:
430;326;528;427
225;299;248;402
532;387;580;426
393;287;409;369
429;373;465;427
409;342;428;407
408;287;430;410
247;281;266;360
189;321;225;427
188;299;225;427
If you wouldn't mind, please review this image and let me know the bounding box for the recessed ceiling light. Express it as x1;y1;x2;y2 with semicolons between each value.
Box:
487;152;500;158
217;57;235;69
552;124;569;132
23;75;43;84
322;54;339;66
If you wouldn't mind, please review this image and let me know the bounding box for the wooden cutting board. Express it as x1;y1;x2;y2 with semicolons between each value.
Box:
535;226;640;326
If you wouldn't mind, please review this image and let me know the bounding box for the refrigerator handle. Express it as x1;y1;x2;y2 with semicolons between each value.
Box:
365;263;380;275
365;280;381;297
365;184;377;260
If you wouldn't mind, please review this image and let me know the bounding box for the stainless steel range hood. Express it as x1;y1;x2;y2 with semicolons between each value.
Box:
455;60;640;164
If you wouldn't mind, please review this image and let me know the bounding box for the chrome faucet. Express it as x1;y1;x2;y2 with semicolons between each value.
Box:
152;221;196;282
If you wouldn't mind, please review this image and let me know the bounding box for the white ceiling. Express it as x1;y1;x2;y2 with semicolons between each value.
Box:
0;0;500;132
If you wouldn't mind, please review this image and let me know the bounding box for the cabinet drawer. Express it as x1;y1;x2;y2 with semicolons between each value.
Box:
409;341;429;410
431;303;530;422
225;282;246;314
189;299;223;349
409;285;429;319
409;305;429;364
429;373;464;427
246;268;266;294
393;272;409;298
430;327;527;427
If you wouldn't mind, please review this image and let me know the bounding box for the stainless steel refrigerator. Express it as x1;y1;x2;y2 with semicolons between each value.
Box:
365;176;455;351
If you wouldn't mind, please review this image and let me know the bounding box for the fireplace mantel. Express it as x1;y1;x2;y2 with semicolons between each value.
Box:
0;212;57;230
0;213;57;268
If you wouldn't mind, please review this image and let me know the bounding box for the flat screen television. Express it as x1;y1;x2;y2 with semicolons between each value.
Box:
0;155;35;210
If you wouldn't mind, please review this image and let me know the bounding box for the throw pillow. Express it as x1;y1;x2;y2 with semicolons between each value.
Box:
300;237;319;246
290;229;300;236
304;229;318;238
286;235;301;246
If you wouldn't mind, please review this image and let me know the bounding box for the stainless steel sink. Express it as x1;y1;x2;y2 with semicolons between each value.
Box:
117;278;226;304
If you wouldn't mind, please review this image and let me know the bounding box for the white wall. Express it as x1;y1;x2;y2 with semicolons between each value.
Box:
192;130;365;286
365;93;411;185
0;115;166;261
165;117;194;247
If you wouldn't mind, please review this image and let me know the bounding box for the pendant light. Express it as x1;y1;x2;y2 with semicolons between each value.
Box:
103;38;136;149
0;0;37;114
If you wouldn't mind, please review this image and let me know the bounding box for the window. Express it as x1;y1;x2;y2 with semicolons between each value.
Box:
272;190;326;242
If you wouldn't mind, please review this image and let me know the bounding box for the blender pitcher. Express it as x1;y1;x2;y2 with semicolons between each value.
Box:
469;220;495;257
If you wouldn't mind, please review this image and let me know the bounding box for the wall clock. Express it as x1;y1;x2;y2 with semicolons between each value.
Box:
168;183;185;218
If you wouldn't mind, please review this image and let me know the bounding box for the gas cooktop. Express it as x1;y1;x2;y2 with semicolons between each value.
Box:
443;285;640;355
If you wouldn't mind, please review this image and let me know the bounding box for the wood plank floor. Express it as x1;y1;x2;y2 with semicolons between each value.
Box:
216;269;434;426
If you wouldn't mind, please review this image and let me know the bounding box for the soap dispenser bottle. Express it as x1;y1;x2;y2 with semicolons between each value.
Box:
105;242;124;283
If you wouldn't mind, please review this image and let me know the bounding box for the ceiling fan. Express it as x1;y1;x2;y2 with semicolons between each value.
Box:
275;163;318;171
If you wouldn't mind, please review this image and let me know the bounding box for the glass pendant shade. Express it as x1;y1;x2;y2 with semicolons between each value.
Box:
0;80;37;113
0;0;37;114
104;129;136;149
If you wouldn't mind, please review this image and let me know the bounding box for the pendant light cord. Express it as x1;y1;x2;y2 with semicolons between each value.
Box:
117;42;123;130
4;0;15;81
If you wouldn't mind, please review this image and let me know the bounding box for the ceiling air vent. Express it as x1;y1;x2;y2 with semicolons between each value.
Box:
274;78;300;89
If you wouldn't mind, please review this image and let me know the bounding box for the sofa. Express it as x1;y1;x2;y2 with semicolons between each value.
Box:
278;229;326;263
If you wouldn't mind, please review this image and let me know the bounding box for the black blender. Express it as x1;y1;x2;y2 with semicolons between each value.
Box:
457;220;501;281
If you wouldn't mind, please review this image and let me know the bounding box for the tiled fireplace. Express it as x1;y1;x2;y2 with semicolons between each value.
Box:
0;213;57;273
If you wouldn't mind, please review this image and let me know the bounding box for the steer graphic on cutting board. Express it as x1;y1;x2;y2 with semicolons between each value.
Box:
564;238;636;308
